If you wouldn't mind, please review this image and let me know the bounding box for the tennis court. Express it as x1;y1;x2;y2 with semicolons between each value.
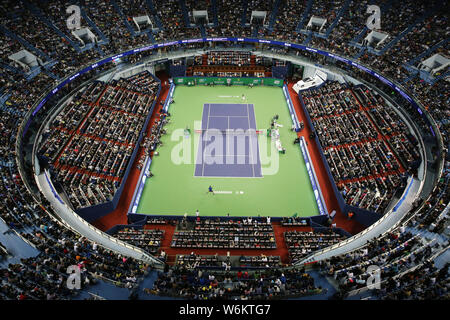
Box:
135;85;319;218
195;103;262;178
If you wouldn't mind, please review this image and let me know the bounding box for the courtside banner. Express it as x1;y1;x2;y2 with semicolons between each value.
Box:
173;76;277;86
299;137;327;216
130;157;152;214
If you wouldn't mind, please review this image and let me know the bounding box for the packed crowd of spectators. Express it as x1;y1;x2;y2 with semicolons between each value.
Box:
239;254;281;268
0;19;163;298
0;205;151;299
113;227;164;255
38;71;159;210
175;252;281;269
213;0;247;38
380;261;449;300
315;224;448;299
136;110;169;170
244;0;275;25
262;0;307;42
339;174;406;214
206;51;252;66
305;0;344;32
82;0;150;56
2;3;102;79
302;82;359;118
190;51;272;77
285;230;345;263
176;253;221;268
301;81;419;214
185;0;214;26
172;218;277;249
149;265;321;300
409;170;449;234
0;0;447;300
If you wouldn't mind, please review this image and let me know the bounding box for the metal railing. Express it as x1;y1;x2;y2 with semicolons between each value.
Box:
296;175;419;265
36;170;164;267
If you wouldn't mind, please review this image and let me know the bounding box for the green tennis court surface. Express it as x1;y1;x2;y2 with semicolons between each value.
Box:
136;85;319;218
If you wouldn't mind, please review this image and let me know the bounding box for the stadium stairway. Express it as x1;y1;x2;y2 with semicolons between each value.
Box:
0;24;50;62
145;31;156;44
147;223;176;265
430;70;450;85
434;247;450;269
199;24;207;38
295;270;338;300
407;38;449;67
405;226;449;247
79;6;109;44
375;6;439;56
349;0;393;47
267;0;281;31
287;81;365;235
210;0;219;27
0;220;40;268
110;0;137;36
296;0;313;32
91;72;171;231
25;1;81;52
0;58;26;77
1;104;17;119
178;0;191;27
302;31;313;46
350;26;368;47
401;73;418;85
325;0;352;37
145;0;165;30
95;45;106;57
24;66;42;81
43;69;60;81
252;26;259;38
353;47;366;60
0;105;26;124
241;0;248;26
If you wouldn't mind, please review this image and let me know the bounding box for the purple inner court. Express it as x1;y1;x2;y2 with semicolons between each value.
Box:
194;103;263;178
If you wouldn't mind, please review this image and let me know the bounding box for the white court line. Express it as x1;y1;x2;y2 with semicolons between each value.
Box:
247;103;255;177
208;115;249;117
212;191;244;194
227;115;230;155
203;154;249;157
202;104;211;176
